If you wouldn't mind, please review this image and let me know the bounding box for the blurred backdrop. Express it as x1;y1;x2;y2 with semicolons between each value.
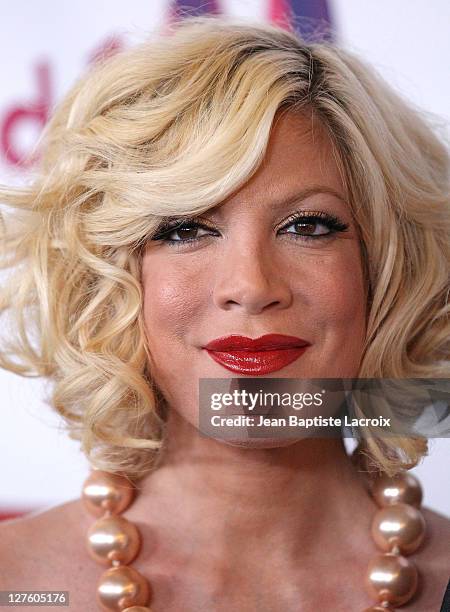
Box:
0;0;449;519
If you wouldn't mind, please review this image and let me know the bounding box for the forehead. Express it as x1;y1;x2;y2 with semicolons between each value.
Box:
211;109;346;217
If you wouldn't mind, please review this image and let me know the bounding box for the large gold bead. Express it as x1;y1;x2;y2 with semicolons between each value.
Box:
87;515;141;565
365;552;418;606
371;472;422;508
97;565;150;611
371;503;426;554
82;470;135;516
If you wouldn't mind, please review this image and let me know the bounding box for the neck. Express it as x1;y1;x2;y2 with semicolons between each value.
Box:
132;410;377;566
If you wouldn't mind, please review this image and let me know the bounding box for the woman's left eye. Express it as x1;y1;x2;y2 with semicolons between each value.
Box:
279;213;349;239
151;212;349;247
282;218;333;237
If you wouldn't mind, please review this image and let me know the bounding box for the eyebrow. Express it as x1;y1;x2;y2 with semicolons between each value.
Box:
268;186;348;210
205;185;348;219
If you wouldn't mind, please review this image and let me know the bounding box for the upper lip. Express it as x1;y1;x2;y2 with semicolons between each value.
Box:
203;334;311;351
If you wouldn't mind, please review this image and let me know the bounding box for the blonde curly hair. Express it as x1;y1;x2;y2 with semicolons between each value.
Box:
0;16;449;480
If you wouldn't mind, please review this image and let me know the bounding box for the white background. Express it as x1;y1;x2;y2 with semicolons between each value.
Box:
0;0;449;516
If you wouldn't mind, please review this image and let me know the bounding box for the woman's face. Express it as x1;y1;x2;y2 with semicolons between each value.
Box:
141;111;367;434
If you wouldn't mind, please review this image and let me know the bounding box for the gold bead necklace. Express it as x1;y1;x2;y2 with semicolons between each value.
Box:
82;449;426;611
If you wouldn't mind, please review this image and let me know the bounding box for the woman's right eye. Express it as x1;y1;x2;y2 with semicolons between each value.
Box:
152;220;216;246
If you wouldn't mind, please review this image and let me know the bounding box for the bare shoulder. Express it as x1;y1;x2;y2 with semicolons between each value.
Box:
0;499;96;608
0;501;448;610
0;498;89;566
414;505;450;609
421;505;450;562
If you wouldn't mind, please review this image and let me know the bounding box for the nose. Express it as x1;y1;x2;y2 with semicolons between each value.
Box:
212;239;293;315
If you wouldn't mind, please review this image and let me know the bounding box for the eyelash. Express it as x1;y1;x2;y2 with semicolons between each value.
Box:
151;211;350;247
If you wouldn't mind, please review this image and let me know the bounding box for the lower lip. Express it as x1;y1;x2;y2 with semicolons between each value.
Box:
204;347;310;375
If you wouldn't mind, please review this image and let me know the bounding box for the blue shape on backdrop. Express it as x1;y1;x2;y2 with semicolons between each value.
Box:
173;0;220;15
171;0;333;41
290;0;333;41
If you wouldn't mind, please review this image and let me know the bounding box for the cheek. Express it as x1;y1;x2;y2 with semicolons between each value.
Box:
141;258;207;413
306;250;367;350
289;246;366;336
142;259;204;346
293;249;366;378
315;265;365;323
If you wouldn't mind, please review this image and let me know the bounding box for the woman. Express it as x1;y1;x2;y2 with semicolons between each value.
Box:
0;15;449;612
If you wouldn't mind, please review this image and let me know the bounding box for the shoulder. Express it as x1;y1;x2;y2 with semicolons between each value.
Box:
413;506;450;610
420;505;450;563
0;500;448;609
0;498;89;557
0;499;97;608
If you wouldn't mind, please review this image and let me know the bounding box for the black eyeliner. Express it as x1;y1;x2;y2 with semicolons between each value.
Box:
151;210;350;245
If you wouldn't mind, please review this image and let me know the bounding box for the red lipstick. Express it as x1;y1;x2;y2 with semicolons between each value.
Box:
203;334;311;375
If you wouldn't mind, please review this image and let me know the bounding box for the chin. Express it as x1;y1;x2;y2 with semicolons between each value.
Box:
214;436;301;449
